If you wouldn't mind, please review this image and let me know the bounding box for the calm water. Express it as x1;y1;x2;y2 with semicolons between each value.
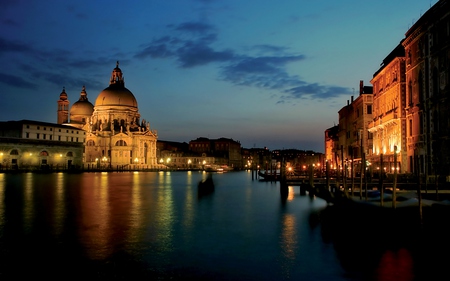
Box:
0;171;448;280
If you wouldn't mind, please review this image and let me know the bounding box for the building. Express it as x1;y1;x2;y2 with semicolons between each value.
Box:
189;137;242;169
402;0;450;179
324;125;339;170
0;120;85;170
368;42;407;174
336;81;373;177
59;62;160;170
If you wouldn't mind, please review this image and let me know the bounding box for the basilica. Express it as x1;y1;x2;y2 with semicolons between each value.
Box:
58;62;160;170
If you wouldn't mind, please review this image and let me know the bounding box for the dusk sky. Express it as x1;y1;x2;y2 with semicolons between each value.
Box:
0;0;435;152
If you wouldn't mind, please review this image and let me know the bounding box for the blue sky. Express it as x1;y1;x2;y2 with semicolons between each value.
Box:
0;0;435;152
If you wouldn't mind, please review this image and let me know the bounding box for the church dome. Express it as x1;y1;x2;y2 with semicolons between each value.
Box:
94;62;138;108
95;84;138;107
71;100;94;116
70;86;94;117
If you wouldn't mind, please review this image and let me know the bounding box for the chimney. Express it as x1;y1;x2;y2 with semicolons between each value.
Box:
351;96;354;103
360;80;363;95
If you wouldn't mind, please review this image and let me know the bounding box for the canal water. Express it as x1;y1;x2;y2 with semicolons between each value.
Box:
0;171;448;280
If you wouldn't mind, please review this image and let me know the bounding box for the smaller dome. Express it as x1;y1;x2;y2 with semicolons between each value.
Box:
70;100;94;116
70;86;94;118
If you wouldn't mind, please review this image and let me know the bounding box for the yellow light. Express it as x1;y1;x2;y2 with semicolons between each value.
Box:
60;154;62;157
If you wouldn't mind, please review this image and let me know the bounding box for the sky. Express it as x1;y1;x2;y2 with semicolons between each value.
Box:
0;0;437;152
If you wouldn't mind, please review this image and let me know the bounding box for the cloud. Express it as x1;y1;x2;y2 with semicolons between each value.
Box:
283;84;352;100
134;20;351;101
0;72;37;89
0;37;34;54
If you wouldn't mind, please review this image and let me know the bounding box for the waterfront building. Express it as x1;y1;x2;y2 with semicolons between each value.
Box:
59;62;160;170
368;43;407;174
402;0;450;179
189;137;242;169
324;125;339;171
336;82;373;177
0;120;84;170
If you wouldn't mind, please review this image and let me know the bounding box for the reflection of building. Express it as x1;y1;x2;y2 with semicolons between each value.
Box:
368;42;407;174
0;120;84;170
59;62;160;170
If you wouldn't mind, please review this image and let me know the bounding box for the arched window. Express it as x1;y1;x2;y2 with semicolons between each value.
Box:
86;140;95;146
40;151;49;156
115;140;127;146
10;149;19;155
66;152;73;157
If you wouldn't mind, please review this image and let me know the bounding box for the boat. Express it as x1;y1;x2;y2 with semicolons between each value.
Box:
258;171;280;181
198;174;215;196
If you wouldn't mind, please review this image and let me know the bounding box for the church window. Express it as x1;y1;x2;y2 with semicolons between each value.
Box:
115;140;127;146
10;149;18;155
67;152;73;157
40;151;49;156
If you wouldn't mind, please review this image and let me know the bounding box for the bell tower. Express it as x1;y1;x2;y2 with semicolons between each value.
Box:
57;87;70;124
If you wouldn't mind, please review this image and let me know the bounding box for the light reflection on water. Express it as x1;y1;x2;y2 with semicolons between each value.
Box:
1;171;446;280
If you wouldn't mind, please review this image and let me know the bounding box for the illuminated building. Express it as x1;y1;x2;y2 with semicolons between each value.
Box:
0;120;84;169
189;137;242;169
368;42;407;174
402;0;450;177
324;125;338;171
336;81;373;177
60;62;160;170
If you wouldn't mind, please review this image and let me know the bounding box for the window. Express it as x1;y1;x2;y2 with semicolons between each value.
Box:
26;133;29;138
115;140;127;146
67;152;73;157
49;135;52;140
409;120;413;136
26;125;29;128
10;149;19;155
44;127;46;131
40;151;49;156
43;134;46;140
50;128;53;131
58;136;61;141
37;133;40;139
367;105;372;114
59;129;61;132
37;126;40;130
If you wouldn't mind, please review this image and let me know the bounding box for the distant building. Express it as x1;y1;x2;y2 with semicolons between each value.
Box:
324;125;339;170
0;120;84;170
189;137;243;170
59;62;161;170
